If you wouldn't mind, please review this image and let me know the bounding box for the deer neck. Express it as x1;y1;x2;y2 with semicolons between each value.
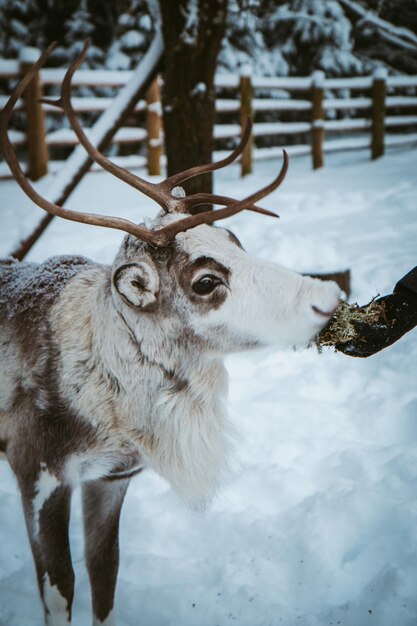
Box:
109;289;236;509
52;265;235;507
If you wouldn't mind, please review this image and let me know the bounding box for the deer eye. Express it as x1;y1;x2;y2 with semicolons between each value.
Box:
192;274;222;295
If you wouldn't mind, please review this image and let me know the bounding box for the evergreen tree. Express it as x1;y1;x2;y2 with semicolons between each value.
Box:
105;0;154;70
263;0;364;76
219;0;289;75
52;0;103;67
0;0;36;57
37;0;79;55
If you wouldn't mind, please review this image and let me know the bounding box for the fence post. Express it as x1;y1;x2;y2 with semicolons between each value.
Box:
240;66;253;176
371;67;387;160
146;75;162;176
311;70;325;170
19;47;48;180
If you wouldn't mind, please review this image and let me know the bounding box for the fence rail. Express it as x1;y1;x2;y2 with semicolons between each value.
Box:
1;49;417;179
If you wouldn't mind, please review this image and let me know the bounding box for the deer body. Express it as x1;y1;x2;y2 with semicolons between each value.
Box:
0;219;340;625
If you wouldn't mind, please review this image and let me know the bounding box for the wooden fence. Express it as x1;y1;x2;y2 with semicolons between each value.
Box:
1;49;417;180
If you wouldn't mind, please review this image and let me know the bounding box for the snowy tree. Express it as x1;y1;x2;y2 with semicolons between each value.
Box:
51;0;103;67
0;0;37;57
105;0;154;70
219;0;289;76
343;0;417;74
263;0;364;76
380;0;417;33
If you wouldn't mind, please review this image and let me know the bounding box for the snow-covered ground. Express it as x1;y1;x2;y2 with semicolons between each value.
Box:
0;147;416;626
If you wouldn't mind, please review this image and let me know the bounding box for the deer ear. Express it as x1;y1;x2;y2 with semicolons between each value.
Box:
113;261;159;309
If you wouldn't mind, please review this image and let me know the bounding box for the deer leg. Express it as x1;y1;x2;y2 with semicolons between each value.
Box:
19;478;74;626
82;479;130;626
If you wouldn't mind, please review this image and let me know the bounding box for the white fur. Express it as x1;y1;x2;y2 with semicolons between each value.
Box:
148;356;234;509
176;225;341;350
43;573;70;626
32;464;60;537
65;453;119;486
115;261;159;308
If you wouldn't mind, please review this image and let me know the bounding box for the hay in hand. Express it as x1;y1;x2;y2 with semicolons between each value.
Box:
317;299;388;348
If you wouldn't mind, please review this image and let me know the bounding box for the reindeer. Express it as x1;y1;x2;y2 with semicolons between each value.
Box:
0;43;341;626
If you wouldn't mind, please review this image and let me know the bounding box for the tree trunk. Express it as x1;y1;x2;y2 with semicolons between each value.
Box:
159;0;228;207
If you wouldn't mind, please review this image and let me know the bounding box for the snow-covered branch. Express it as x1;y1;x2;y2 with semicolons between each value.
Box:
340;0;417;50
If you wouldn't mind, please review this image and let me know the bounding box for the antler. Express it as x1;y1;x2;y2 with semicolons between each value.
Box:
0;42;289;248
44;41;275;217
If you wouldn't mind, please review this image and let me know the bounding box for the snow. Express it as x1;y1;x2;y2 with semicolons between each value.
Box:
41;97;147;114
45;126;147;146
254;145;312;160
120;30;146;51
325;118;370;131
1;147;417;625
324;136;370;151
215;98;240;113
254;121;311;135
213;124;241;140
240;64;252;78
324;97;372;110
149;137;162;148
0;155;149;180
191;82;207;97
385;116;417;128
6;129;26;145
214;122;311;140
252;76;311;90
253;98;311;112
312;70;325;87
312;119;324;130
339;0;417;49
215;74;240;88
41;68;134;87
386;96;417;108
373;67;388;81
0;58;19;77
376;28;417;54
387;76;417;89
325;77;372;90
18;46;41;64
148;100;162;115
385;133;417;147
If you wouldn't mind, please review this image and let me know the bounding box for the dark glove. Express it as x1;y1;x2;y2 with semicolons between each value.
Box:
335;266;417;358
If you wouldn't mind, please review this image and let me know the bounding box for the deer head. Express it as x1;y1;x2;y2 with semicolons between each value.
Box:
0;41;340;359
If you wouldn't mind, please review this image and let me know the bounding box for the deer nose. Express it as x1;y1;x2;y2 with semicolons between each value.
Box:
311;304;338;319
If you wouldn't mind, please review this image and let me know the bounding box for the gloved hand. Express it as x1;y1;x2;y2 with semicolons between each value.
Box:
335;266;417;358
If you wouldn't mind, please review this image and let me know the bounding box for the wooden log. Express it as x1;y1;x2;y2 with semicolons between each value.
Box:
19;47;48;181
146;76;162;176
311;70;325;170
240;69;253;176
371;67;387;160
